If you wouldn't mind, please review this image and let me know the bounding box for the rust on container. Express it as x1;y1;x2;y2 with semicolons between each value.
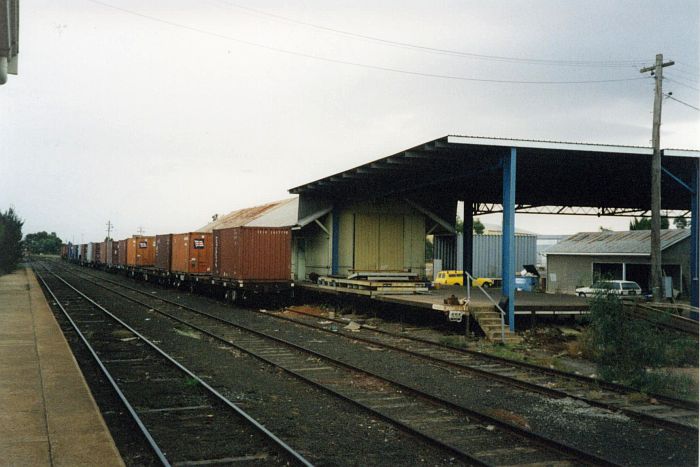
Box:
155;234;172;272
94;242;102;263
171;232;212;274
100;241;108;264
127;236;155;267
213;227;291;281
117;239;128;266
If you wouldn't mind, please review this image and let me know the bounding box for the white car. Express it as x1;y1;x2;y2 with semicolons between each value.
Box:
576;280;642;297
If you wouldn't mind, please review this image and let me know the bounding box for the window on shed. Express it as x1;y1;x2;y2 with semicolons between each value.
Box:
593;263;623;281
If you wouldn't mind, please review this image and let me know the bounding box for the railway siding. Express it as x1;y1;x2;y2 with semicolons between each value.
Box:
39;262;482;466
51;262;699;466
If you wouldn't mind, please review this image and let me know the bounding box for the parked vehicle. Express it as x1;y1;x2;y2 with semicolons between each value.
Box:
575;280;642;297
433;270;497;288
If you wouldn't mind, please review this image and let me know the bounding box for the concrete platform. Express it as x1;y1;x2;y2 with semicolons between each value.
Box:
299;282;589;315
0;267;124;466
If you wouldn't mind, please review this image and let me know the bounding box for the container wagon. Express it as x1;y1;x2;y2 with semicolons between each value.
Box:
79;244;87;263
213;226;292;301
155;234;172;272
100;240;108;265
171;232;212;275
60;244;68;259
87;242;101;264
70;244;79;262
86;243;95;264
127;236;156;267
102;240;118;267
117;239;128;266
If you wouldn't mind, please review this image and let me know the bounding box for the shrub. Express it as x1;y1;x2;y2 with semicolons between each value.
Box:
582;294;698;397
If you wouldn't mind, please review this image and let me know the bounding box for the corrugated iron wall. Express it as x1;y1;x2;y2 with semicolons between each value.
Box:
433;234;457;270
433;234;537;277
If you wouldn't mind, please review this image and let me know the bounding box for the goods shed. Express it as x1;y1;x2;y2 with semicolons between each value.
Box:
545;229;691;296
289;135;700;330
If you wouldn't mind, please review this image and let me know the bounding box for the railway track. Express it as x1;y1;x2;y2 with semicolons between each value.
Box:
35;265;312;467
60;261;698;434
276;306;699;433
47;262;625;466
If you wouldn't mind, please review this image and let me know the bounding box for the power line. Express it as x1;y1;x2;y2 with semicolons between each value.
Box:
674;61;700;73
664;92;700;111
666;77;700;92
665;72;699;88
209;0;646;68
86;0;647;86
668;67;700;82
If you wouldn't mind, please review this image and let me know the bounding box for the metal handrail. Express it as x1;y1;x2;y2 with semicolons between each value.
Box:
463;271;506;344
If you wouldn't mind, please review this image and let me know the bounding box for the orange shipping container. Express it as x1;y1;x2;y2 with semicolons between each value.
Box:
101;241;108;264
213;227;291;281
171;232;212;274
127;236;156;267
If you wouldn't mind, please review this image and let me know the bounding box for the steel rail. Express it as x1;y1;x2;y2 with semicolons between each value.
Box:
63;262;695;411
55;262;699;422
55;262;619;466
47;264;490;465
274;307;699;434
37;264;313;467
283;306;699;412
34;267;171;467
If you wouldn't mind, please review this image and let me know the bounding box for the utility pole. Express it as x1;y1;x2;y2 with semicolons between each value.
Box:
640;54;674;302
105;220;113;240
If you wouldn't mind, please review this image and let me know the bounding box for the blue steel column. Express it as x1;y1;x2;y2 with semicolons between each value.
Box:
691;159;699;309
462;201;474;291
331;209;340;276
502;148;516;331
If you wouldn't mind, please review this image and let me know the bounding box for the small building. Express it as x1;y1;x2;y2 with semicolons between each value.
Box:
544;229;691;295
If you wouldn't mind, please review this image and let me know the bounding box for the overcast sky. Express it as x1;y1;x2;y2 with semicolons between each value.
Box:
1;0;698;243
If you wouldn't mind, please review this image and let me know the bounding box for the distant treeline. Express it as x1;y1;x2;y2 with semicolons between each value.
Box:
0;208;23;274
25;231;63;255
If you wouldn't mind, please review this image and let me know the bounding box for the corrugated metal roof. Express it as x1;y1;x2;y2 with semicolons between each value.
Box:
198;198;298;232
288;135;697;214
447;135;655;153
544;229;690;256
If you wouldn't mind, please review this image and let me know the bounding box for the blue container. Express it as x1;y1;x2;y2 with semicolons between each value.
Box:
515;276;538;292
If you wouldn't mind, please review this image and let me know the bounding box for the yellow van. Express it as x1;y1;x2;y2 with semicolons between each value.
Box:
433;271;497;288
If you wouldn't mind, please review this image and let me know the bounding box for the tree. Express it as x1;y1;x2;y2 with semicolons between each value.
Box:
24;231;63;255
0;208;24;274
673;216;688;229
456;216;485;234
629;217;669;230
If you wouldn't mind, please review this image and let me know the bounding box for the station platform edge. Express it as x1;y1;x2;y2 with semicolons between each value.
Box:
0;267;124;466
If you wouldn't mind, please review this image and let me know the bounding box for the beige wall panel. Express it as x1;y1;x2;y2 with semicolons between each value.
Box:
379;214;404;270
404;214;426;274
355;213;379;270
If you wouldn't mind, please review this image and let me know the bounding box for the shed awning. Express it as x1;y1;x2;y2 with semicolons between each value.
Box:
289;135;698;212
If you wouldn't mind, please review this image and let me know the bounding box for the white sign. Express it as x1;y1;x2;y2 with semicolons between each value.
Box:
448;310;464;322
